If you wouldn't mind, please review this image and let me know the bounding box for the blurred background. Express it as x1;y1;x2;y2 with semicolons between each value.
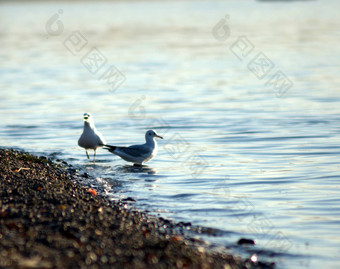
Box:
1;0;340;268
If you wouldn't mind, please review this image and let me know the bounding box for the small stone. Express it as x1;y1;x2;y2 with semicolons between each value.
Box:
237;238;256;245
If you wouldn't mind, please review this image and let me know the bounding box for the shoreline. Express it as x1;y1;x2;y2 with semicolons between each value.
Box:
0;148;274;268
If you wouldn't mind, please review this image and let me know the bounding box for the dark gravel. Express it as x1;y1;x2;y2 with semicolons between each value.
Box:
0;149;274;269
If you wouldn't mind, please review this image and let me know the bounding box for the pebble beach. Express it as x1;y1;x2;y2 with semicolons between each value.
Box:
0;149;274;269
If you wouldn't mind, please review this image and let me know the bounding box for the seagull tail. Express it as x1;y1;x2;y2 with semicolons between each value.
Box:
103;144;117;152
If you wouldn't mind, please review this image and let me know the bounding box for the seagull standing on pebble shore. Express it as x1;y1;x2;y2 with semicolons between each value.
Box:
104;130;163;166
78;113;106;160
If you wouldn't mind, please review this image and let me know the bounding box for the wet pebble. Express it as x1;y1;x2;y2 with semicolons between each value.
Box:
0;149;273;269
237;238;256;246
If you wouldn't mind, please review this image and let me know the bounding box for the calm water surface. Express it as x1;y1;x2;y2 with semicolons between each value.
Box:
1;1;340;268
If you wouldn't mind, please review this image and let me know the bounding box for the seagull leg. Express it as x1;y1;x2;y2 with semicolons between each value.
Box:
93;150;96;162
86;150;90;159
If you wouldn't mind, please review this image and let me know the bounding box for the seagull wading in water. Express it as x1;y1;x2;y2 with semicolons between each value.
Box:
104;130;163;166
78;113;106;160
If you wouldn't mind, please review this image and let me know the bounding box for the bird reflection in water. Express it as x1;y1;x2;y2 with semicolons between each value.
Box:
118;165;157;175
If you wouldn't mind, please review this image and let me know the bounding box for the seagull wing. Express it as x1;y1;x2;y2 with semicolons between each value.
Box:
117;145;150;158
96;131;106;146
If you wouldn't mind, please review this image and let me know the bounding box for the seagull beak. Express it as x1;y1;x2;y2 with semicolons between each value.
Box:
156;135;163;139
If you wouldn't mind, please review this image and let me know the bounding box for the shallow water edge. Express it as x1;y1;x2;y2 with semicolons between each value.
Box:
0;147;278;269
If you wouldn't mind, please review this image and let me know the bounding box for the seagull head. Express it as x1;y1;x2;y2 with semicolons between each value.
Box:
83;113;92;122
146;130;163;140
